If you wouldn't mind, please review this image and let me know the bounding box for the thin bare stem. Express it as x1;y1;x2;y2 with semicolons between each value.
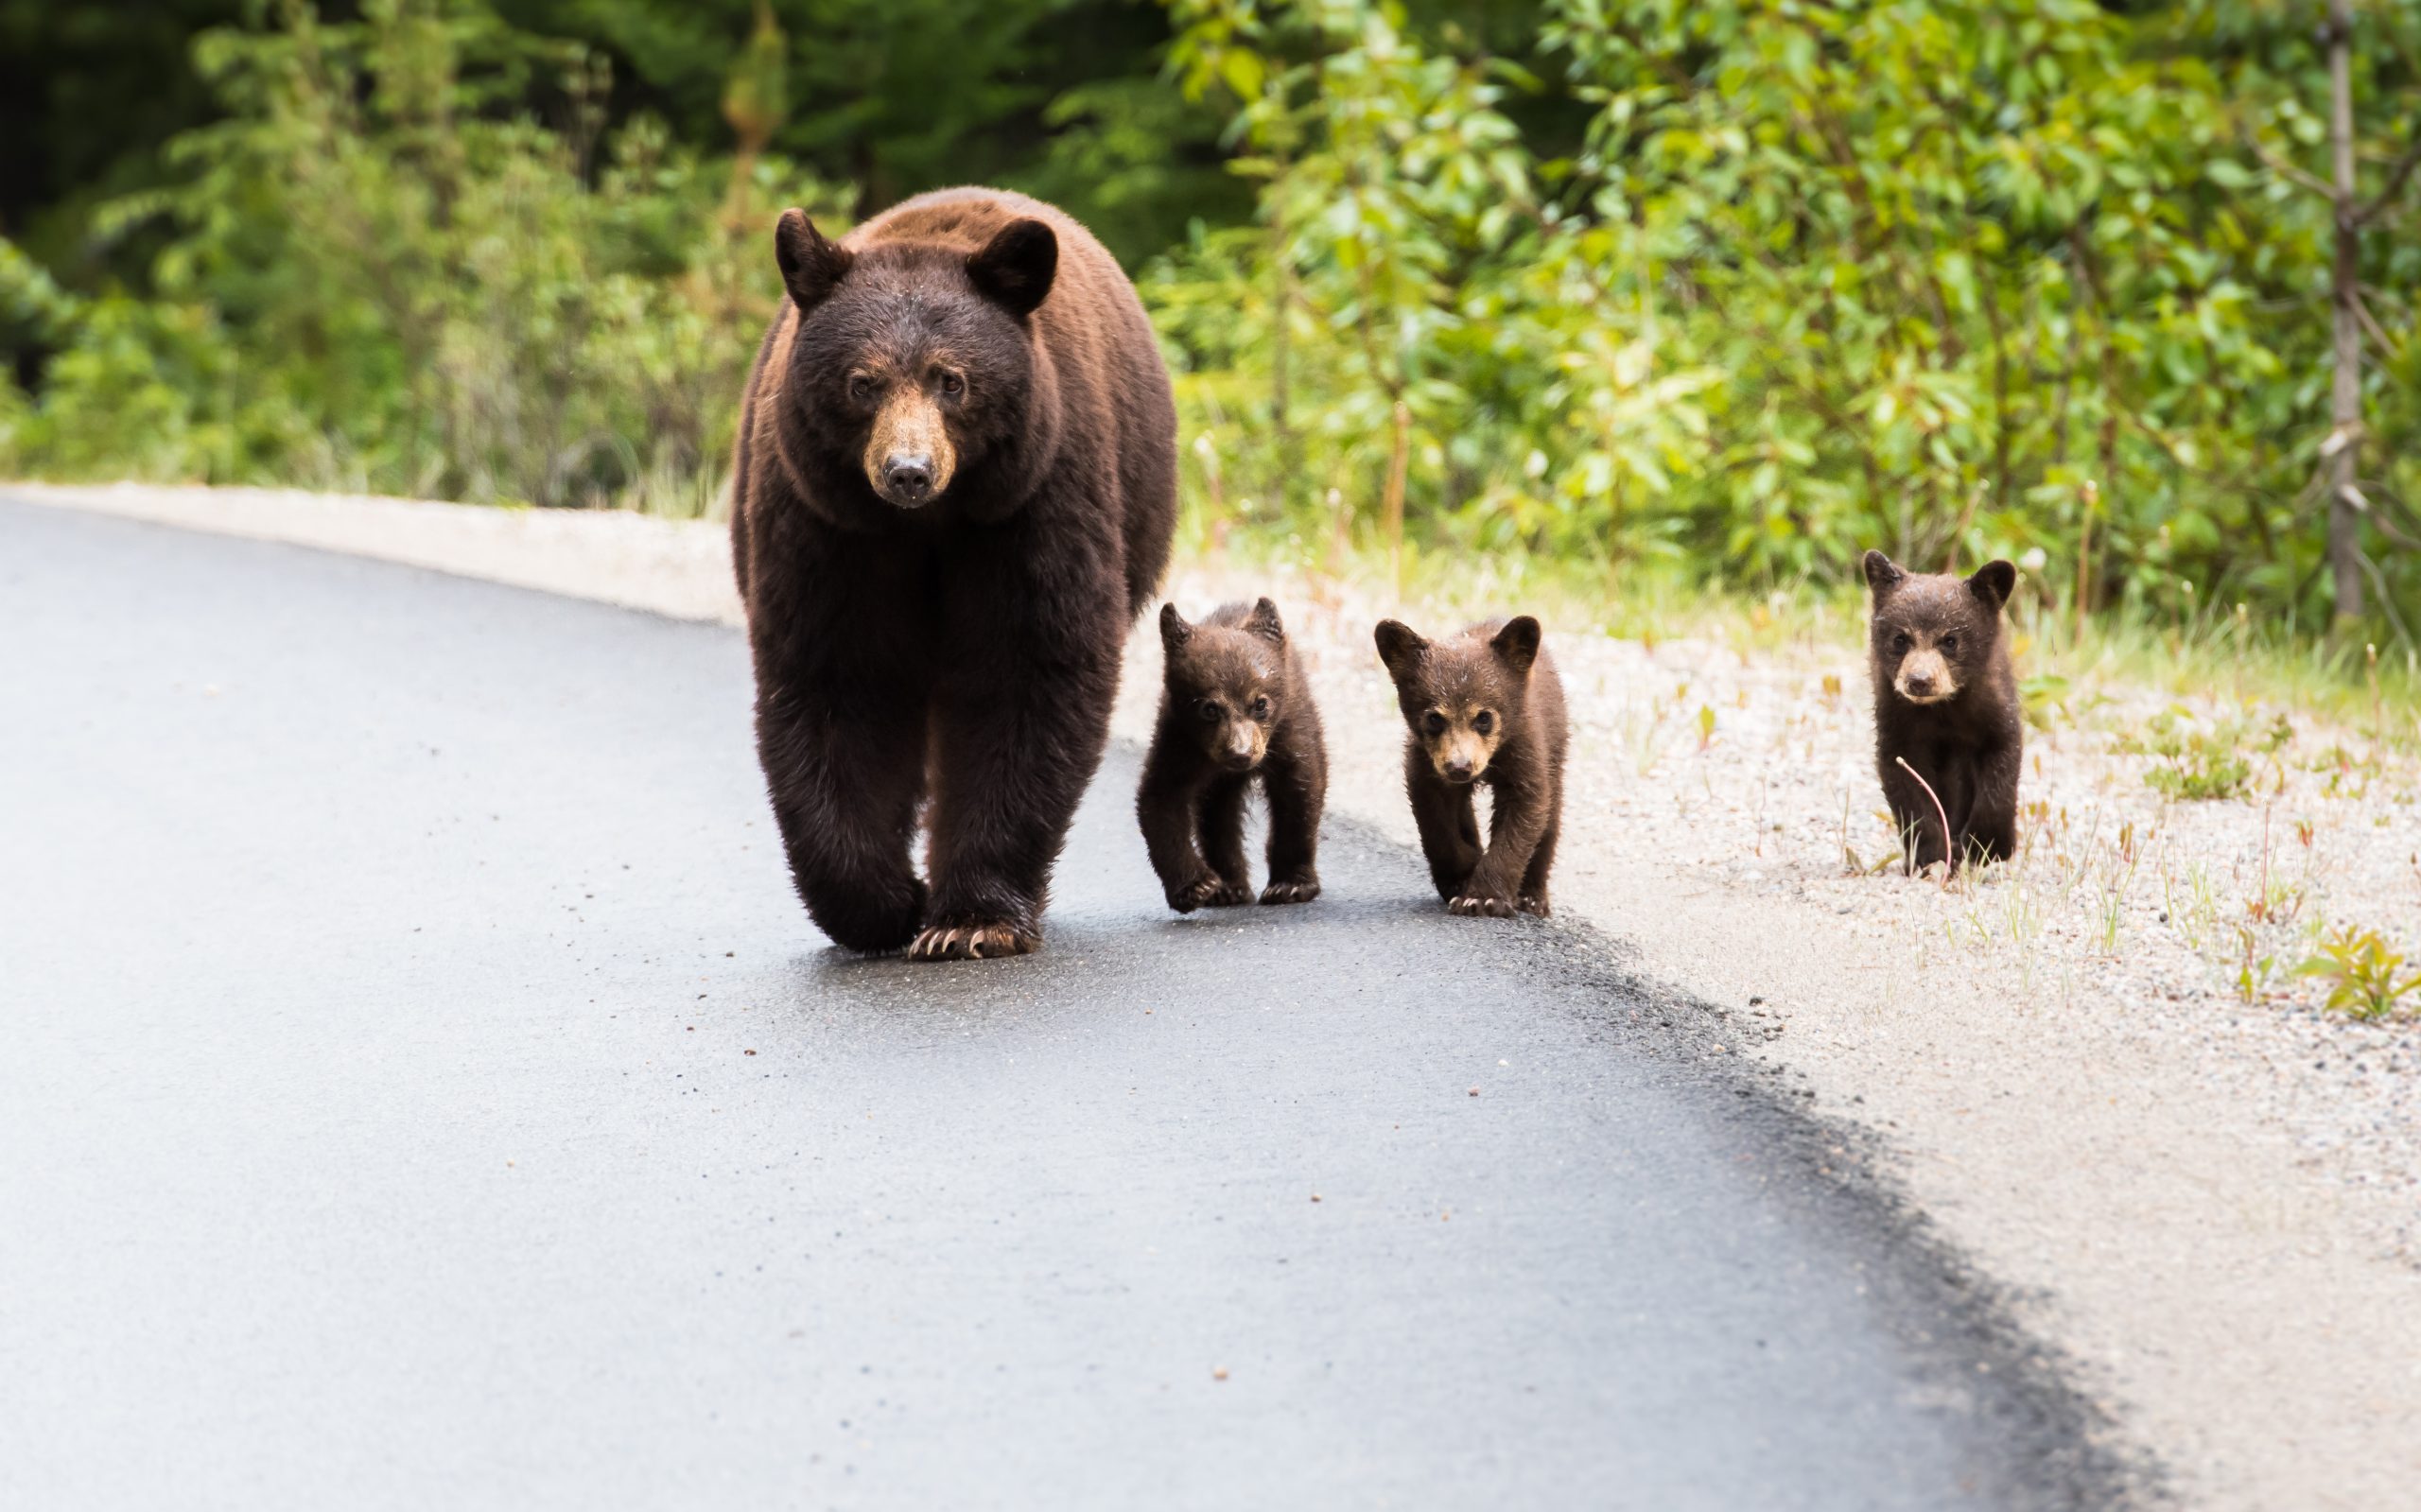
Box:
1894;756;1956;890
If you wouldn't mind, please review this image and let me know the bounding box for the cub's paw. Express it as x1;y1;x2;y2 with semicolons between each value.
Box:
1168;875;1226;913
1204;880;1256;908
1517;894;1551;918
1260;878;1321;906
907;922;1039;961
1447;894;1517;918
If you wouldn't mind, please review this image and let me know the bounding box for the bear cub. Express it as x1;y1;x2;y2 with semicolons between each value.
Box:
1863;550;2023;873
1138;599;1328;912
1373;616;1568;917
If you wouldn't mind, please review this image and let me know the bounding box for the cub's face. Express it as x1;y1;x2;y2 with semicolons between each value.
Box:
1160;600;1289;773
1373;617;1541;785
1863;551;2015;706
773;210;1056;511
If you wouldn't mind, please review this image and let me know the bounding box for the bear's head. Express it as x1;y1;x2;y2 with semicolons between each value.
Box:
1372;617;1542;785
771;208;1058;517
1158;599;1292;773
1862;551;2016;707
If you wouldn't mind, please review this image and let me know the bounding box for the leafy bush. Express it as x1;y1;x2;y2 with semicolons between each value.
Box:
2;0;2418;641
1148;0;2421;633
4;0;848;513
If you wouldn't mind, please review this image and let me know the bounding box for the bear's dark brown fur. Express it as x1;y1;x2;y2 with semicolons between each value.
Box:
730;187;1176;959
1137;599;1328;912
1863;551;2023;872
1373;617;1568;917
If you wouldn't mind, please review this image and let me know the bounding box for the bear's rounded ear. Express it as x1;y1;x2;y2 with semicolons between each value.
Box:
967;217;1057;319
1158;602;1191;652
1862;549;1907;598
1373;618;1426;678
1490;616;1542;674
775;209;852;311
1245;597;1285;644
1967;559;2017;612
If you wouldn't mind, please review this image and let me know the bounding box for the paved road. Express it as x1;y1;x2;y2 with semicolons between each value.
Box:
0;499;2128;1509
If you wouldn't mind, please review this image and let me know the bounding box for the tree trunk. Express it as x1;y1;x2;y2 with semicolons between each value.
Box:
2328;0;2366;625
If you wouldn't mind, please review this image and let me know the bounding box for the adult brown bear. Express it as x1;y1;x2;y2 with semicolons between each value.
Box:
729;188;1176;960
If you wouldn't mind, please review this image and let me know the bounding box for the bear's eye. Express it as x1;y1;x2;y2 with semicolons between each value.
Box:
938;371;966;399
1939;634;1959;652
1892;632;1913;652
1472;711;1496;736
1422;711;1448;737
1249;696;1271;721
1195;699;1222;723
847;374;875;404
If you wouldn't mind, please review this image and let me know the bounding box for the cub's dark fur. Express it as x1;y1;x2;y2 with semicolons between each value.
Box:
1863;550;2023;872
1372;617;1568;917
1137;599;1327;911
729;187;1177;960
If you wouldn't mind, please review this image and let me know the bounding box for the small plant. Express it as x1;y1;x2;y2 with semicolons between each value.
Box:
2019;672;2071;730
1697;704;1716;751
2297;925;2421;1019
2236;926;2282;1004
2119;706;2289;802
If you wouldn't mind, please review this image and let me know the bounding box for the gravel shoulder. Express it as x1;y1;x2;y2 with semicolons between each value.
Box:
18;480;2421;1510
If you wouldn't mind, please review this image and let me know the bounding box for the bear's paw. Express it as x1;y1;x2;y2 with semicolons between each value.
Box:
907;922;1039;961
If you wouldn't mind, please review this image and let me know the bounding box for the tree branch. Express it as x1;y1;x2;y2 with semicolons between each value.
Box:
2241;130;2333;199
2353;283;2405;362
2357;132;2421;226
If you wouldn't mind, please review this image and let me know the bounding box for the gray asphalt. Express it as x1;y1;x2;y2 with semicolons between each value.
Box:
0;498;2132;1510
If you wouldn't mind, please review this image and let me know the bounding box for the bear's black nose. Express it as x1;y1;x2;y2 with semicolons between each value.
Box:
881;455;933;503
1905;672;1936;695
1443;759;1474;782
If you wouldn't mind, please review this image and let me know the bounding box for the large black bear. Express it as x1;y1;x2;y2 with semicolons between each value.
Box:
730;188;1177;960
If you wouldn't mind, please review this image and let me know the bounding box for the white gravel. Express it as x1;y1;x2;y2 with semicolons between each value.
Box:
19;481;2421;1510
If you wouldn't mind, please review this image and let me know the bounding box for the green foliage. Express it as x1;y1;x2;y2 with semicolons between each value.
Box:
1147;0;2421;634
3;0;2419;642
4;0;849;512
2117;705;2290;801
2297;923;2421;1019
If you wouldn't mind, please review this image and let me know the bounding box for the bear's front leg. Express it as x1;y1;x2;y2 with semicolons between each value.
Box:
913;536;1124;960
1450;768;1551;919
1258;745;1323;906
1137;739;1228;912
1405;749;1484;904
755;679;930;954
1880;757;1950;875
1957;739;2020;868
1193;773;1258;907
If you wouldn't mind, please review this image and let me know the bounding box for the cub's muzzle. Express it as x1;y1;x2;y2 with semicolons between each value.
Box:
1892;648;1959;705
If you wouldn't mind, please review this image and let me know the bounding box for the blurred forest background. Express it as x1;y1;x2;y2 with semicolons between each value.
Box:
4;0;2419;644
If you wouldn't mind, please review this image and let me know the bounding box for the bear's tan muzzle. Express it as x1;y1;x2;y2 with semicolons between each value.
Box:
864;390;957;508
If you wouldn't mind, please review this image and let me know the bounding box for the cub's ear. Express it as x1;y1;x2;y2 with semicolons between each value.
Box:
775;209;852;311
1490;616;1542;674
1862;549;1907;598
967;217;1057;318
1244;597;1286;644
1967;559;2017;612
1373;618;1427;680
1158;602;1191;652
